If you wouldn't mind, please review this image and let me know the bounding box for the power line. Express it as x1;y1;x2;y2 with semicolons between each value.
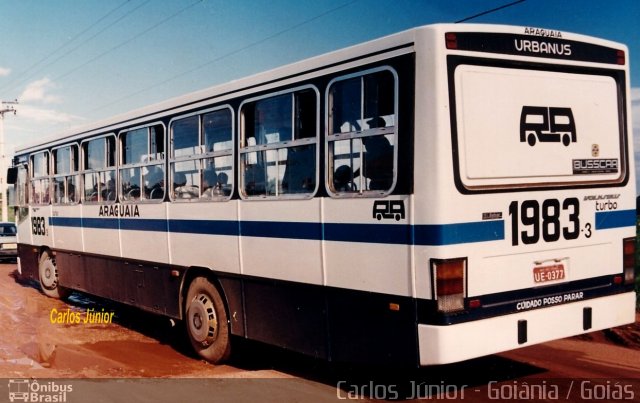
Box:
84;0;359;115
455;0;526;23
53;0;202;83
0;0;133;94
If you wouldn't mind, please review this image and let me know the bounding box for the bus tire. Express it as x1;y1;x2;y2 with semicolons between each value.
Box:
185;277;231;363
38;250;70;300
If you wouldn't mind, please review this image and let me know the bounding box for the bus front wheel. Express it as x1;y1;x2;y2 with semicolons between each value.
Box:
185;277;231;363
38;250;70;300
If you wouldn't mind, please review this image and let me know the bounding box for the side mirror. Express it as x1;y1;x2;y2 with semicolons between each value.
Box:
6;167;17;185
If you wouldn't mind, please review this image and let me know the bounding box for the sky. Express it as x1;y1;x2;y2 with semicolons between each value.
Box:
0;0;639;188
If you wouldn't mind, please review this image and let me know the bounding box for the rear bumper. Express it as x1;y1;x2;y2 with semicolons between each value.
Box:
418;292;636;365
0;248;17;258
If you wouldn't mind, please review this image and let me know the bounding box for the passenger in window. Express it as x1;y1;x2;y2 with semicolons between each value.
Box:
91;181;104;202
282;145;315;194
362;135;393;190
123;178;140;200
360;117;393;190
334;165;356;191
217;172;230;196
146;166;165;199
367;116;386;129
202;168;219;197
244;163;265;196
67;181;76;203
102;178;116;201
173;171;198;199
54;181;65;203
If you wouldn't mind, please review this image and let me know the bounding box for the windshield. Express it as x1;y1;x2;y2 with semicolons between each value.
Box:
0;224;16;235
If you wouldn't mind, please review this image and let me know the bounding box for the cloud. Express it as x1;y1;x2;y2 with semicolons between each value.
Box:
16;104;81;124
19;78;61;104
0;67;10;77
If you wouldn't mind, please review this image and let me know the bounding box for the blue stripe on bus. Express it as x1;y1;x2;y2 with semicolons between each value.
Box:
414;220;505;245
48;217;505;246
169;219;240;236
595;209;636;230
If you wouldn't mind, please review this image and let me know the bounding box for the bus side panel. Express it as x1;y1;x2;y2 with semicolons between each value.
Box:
240;199;322;285
167;201;240;273
50;205;83;251
243;278;327;359
30;205;53;248
56;250;183;318
82;205;120;257
120;203;169;263
16;243;38;280
218;277;245;337
326;288;417;365
323;197;412;296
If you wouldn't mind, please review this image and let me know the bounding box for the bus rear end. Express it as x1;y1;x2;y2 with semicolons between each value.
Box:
417;25;635;365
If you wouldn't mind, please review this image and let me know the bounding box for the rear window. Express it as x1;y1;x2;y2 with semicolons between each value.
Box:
452;63;625;190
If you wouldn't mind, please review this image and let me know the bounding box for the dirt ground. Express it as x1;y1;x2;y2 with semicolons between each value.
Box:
1;262;639;402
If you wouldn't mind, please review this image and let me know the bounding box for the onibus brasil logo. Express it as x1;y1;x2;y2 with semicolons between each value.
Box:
8;379;72;402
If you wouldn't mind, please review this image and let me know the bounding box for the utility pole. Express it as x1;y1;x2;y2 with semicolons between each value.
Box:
0;99;18;222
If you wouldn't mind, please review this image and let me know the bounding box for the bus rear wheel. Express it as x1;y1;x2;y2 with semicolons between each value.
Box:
38;250;70;300
185;277;231;363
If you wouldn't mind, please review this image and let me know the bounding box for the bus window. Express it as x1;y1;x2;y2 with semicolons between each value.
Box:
119;124;165;202
16;165;28;206
172;116;199;158
52;144;79;204
240;87;317;198
202;109;233;198
30;151;50;205
327;68;397;195
170;107;233;201
82;136;116;203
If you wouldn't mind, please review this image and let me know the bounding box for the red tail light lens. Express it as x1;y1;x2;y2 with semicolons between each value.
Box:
445;33;457;50
432;258;466;313
623;237;636;285
617;50;626;65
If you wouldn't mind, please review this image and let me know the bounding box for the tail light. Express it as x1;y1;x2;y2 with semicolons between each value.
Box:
445;33;457;49
617;50;626;65
432;258;466;313
623;237;636;285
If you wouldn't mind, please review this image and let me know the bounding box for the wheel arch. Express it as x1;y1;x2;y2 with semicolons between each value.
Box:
179;266;245;337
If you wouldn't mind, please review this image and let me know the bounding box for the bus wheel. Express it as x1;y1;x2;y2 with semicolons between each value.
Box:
185;277;231;363
38;251;70;300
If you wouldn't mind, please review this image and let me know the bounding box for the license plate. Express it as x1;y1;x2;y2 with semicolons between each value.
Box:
533;264;565;283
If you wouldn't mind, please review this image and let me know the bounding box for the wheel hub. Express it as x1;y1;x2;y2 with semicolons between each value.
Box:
40;259;58;290
187;294;217;345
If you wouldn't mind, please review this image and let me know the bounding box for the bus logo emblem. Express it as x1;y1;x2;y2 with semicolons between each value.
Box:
373;200;405;221
520;106;576;147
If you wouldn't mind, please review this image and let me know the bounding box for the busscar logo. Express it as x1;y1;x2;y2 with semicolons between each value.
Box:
520;106;576;146
573;159;619;175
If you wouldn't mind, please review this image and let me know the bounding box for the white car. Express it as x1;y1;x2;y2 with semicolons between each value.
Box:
0;222;17;261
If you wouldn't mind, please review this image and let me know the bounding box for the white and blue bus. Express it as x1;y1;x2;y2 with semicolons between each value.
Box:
9;24;636;366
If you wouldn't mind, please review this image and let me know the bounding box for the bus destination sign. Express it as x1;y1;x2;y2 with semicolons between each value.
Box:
447;30;623;65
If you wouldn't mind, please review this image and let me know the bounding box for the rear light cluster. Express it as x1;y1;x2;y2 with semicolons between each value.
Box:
622;237;636;285
432;258;466;313
617;50;626;65
445;33;457;49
